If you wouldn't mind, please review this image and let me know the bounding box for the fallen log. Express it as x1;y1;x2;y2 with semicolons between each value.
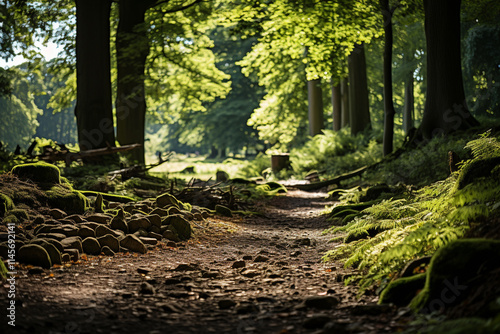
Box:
38;144;142;163
294;166;368;191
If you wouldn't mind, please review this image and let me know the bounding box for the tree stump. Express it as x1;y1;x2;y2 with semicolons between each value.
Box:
271;154;290;173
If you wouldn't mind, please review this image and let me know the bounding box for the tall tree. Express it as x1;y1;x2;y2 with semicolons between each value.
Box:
115;0;153;164
75;0;115;154
380;0;397;155
418;0;478;140
331;81;341;131
348;44;371;135
307;78;324;136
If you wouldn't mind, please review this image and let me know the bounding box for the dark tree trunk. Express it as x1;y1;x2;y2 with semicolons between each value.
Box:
419;0;479;140
75;0;115;156
331;80;341;131
340;78;349;128
348;44;371;135
308;78;324;136
115;0;154;165
381;0;396;156
403;71;415;134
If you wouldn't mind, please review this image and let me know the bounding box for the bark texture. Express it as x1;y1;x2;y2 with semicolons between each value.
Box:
348;44;371;135
75;0;115;154
331;82;341;131
115;0;154;164
419;0;479;140
307;78;324;136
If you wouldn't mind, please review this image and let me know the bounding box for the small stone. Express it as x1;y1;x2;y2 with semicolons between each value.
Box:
96;225;122;238
78;226;95;239
231;260;246;269
218;299;237;309
215;204;232;217
66;215;85;223
253;255;269;262
101;246;115;256
137;267;150;275
147;232;162;241
139;237;158;246
98;234;120;253
120;234;147;254
145;214;162;228
30;240;62;265
110;216;128;234
173;263;198;271
163;215;191;240
18;244;52;268
128;218;151;233
201;271;219;279
162;229;180;242
304;296;340;310
65;249;80;261
241;269;260;278
165;241;177;247
242;255;253;260
291;250;302;257
82;237;101;255
60;236;83;254
139;282;155;295
86;213;112;224
48;208;67;219
61;253;72;262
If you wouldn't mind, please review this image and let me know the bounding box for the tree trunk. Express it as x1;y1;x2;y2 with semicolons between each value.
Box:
331;80;341;131
381;0;396;156
348;44;371;135
403;71;415;134
419;0;479;140
115;0;153;165
307;78;324;136
340;78;349;128
75;0;115;156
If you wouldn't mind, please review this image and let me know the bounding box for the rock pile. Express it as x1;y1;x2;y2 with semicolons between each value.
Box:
0;162;212;269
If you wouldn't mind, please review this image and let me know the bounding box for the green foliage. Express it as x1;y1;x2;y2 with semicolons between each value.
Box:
367;133;473;186
290;128;382;178
0;66;42;149
323;131;500;292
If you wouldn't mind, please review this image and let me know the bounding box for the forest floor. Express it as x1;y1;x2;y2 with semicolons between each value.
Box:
1;189;413;334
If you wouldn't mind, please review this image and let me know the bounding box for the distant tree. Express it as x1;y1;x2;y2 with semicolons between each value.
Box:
348;44;371;135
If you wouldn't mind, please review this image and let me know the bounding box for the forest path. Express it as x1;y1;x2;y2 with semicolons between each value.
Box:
7;190;410;334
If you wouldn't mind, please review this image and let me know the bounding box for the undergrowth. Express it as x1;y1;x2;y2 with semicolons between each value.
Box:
290;128;385;179
323;131;500;293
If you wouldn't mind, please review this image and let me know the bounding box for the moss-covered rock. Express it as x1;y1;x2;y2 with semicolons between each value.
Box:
410;239;500;313
360;184;392;202
163;215;192;240
7;209;29;221
18;244;52;268
11;162;61;184
46;184;88;214
0;193;14;217
455;157;500;190
215;204;232;217
120;234;147;254
82;237;101;255
379;273;426;306
156;193;181;209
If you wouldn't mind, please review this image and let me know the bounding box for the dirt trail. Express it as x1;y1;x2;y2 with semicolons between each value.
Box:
2;190;410;334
